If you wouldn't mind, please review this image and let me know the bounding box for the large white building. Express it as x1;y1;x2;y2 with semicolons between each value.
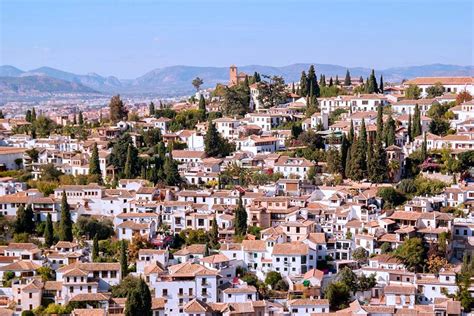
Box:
404;77;474;98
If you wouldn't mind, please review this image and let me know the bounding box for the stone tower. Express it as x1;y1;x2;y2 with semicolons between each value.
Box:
229;65;238;86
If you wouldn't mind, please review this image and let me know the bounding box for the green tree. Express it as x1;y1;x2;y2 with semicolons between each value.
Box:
209;216;219;249
78;111;84;126
344;70;351;86
221;85;250;117
257;75;287;108
378;187;407;208
299;71;308;96
384;115;396;147
198;94;207;119
407;113;413;142
380;242;391;254
394;237;425;271
340;134;350;178
367;69;378;93
324;281;351;311
265;271;282;289
337;267;358;292
89;142;102;184
120;240;128;279
412;104;422;137
92;234;99;262
59;192;73;241
426;82;444;98
405;84;421;99
349;119;368;181
163;154;181;186
234;197;247;236
352;247;369;263
44;213;54;247
109;95;128;124
205;123;234;158
306;65;320;97
123;144;135;179
326;148;342;174
192;77;204;91
15;204;34;234
379;75;384;93
31;107;37;122
148;102;155;116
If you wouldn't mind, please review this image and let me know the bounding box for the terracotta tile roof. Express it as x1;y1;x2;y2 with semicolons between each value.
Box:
288;299;329;306
168;262;218;277
223;285;257;294
69;293;110;302
404;77;473;85
71;309;106;316
242;240;266;252
384;284;416;295
200;254;230;264
0;260;41;271
303;268;324;280
272;241;308;256
174;244;207;256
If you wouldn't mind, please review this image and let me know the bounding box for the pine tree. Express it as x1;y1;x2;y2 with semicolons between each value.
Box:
379;75;384;94
120;240;128;279
234;197;247;236
59;191;73;241
204;123;222;157
148;102;155;116
92;234;99;262
299;71;308;97
340;134;350;178
209;215;219;249
78;111;84;126
89;142;102;183
344;70;351;86
109;95;128;124
367;69;378;93
413;104;422;137
44;213;54;247
124;144;134;179
407;113;413;143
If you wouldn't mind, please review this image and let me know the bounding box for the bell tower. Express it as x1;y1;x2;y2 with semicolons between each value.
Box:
229;64;238;85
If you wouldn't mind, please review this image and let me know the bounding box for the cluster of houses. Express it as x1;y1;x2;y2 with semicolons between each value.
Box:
0;74;473;315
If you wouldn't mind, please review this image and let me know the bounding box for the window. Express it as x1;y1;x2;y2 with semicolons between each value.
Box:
29;293;32;299
162;289;168;296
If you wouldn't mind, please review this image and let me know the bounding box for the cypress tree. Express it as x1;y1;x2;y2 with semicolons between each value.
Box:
299;71;308;97
376;104;384;142
329;77;333;87
138;278;152;315
385;115;396;146
365;77;369;93
148;102;155;116
291;82;295;94
422;133;427;160
209;215;219;249
307;65;320;97
124;144;134;179
78;111;84;126
92;234;99;262
340;134;350;178
372;134;388;183
234;196;247;236
359;76;364;83
413;104;422;137
204;123;222;157
73;114;77;125
59;191;73;242
25;110;32;123
407;113;413;143
89;142;102;184
350;119;368;181
379;75;384;93
367;69;378;93
120;240;128;279
344;70;351;86
125;289;140;316
125;281;151;316
198;95;207;120
320;74;326;87
345;145;353;179
348;120;355;143
164;154;181;186
367;141;374;180
335;75;340;86
31;107;37;122
44;213;54;247
15;205;35;234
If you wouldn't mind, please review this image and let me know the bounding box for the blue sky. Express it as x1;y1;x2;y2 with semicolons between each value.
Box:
1;0;472;78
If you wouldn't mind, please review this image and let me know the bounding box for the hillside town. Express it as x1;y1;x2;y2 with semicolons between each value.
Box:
0;65;473;316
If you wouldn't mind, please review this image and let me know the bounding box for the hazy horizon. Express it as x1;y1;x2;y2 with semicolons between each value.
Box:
1;0;473;78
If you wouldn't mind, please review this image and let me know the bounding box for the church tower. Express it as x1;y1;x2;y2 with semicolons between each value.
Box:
229;65;238;86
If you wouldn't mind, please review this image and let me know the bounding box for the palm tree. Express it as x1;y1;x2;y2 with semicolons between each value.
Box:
388;160;400;182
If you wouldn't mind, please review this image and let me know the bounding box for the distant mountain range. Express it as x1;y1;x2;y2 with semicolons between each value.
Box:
1;63;473;97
